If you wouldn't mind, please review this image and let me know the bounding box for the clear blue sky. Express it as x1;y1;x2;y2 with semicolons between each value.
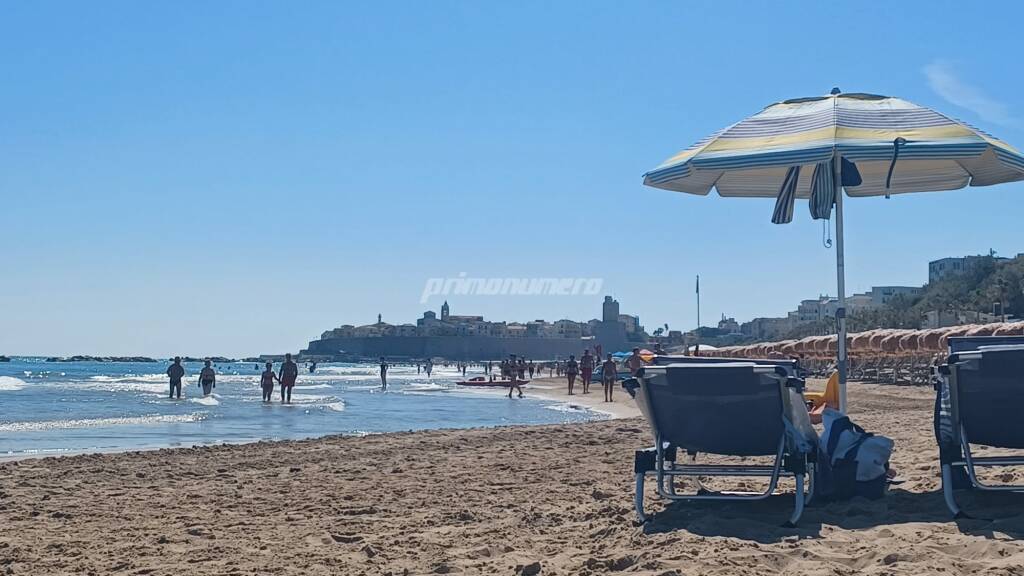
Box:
2;1;1022;357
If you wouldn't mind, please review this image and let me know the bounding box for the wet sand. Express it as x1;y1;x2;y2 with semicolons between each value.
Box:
525;376;640;419
3;383;1024;575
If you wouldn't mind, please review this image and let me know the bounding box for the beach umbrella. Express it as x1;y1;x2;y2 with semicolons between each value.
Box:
644;89;1024;411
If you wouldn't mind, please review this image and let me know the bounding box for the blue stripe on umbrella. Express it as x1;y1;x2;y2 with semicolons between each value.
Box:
809;161;834;220
771;166;800;224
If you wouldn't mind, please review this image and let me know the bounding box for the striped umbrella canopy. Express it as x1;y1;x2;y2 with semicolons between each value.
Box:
643;89;1024;412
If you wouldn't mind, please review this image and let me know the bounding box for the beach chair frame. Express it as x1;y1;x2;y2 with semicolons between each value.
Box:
629;362;815;527
937;341;1024;518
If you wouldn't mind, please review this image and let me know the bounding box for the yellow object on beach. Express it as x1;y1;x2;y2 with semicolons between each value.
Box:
806;371;840;424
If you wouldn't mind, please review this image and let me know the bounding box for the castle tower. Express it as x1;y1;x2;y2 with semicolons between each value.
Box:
602;296;619;324
441;301;450;321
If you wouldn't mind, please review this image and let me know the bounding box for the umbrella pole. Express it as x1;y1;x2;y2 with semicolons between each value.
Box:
833;153;848;412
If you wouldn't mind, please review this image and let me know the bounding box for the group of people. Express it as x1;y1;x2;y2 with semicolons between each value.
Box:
166;348;649;405
560;347;646;402
165;353;301;403
495;357;537;381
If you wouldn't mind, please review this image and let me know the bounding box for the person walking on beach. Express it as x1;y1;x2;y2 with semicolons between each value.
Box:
279;353;298;404
199;360;216;396
626;347;644;376
506;354;524;399
425;358;433;377
166;356;186;399
527;359;535;379
565;354;579;395
379;356;389;391
602;354;617;402
580;350;595;394
260;361;278;402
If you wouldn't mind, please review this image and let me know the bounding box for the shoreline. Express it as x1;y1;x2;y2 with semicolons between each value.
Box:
6;383;1024;575
0;382;621;461
523;376;640;419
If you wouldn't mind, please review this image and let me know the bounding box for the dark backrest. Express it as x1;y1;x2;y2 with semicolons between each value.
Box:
953;346;1024;448
949;336;1024;354
653;355;799;376
641;363;784;456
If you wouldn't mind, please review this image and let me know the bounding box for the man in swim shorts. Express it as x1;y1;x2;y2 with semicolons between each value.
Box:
580;349;595;394
166;356;185;399
199;359;216;396
260;361;278;402
506;354;524;399
379;356;389;391
278;353;298;404
601;354;617;402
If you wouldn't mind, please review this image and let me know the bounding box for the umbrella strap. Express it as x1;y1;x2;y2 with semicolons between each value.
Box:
822;219;832;249
884;137;908;196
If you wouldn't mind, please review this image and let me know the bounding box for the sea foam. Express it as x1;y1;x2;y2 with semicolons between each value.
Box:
0;376;28;391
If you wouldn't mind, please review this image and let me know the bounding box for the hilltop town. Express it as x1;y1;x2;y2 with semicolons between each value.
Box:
301;296;676;361
703;252;1023;348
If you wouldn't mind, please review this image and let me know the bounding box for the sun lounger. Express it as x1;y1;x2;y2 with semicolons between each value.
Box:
935;337;1024;517
626;361;817;526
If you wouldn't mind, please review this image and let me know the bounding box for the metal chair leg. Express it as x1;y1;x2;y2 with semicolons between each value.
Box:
784;473;805;527
635;473;648;524
941;464;964;518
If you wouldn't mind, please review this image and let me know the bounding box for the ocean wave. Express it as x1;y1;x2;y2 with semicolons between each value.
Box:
543;402;590;414
190;396;220;406
404;382;447;392
89;374;166;383
0;376;28;391
0;413;206;432
293;383;332;389
288;394;333;404
324;401;346;412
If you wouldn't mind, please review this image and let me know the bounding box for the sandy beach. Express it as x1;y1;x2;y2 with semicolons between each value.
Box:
3;382;1024;575
525;376;640;419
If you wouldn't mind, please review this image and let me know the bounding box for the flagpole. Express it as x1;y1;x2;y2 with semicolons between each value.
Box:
695;274;701;351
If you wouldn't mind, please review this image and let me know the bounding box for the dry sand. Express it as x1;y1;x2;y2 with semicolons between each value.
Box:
3;382;1024;575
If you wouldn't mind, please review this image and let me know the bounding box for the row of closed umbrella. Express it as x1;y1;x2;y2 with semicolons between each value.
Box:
713;322;1024;360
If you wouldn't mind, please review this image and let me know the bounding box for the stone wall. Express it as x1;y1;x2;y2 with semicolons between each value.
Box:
302;335;618;361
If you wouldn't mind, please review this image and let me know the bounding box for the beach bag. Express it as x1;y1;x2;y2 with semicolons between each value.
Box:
813;409;893;502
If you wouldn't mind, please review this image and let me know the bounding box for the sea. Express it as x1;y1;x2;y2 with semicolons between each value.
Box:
0;359;603;458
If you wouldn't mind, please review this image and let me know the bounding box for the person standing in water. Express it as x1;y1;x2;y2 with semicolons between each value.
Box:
260;361;278;402
199;360;216;396
506;354;524;399
601;354;618;402
379;356;389;390
425;358;433;377
527;359;535;379
166;356;186;399
278;353;298;404
580;349;595;394
565;354;579;395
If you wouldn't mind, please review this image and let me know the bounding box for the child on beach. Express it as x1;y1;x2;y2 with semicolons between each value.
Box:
260;362;278;402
